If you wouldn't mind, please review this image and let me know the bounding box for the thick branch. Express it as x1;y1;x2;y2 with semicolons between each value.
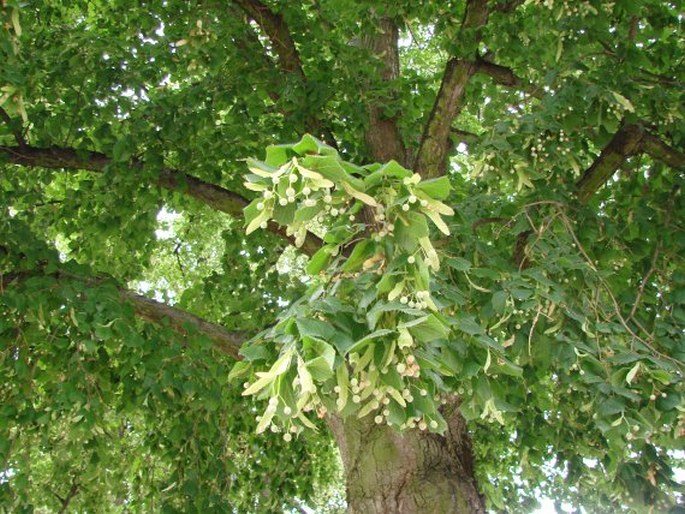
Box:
576;124;685;202
450;128;481;146
415;58;481;177
493;0;525;13
476;58;520;86
475;58;541;98
642;133;685;169
0;144;323;255
415;0;489;177
1;266;245;359
363;17;406;164
232;0;304;77
232;0;337;147
121;291;245;359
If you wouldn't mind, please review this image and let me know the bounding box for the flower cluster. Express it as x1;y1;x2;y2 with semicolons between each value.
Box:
236;136;456;437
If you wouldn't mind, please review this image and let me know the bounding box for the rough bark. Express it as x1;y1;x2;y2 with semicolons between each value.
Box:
328;406;485;514
362;17;406;165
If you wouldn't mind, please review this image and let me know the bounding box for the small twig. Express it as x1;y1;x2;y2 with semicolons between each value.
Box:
628;245;659;321
628;16;639;41
173;241;187;279
557;212;680;366
528;304;542;356
520;211;561;270
287;499;309;514
403;16;421;48
64;80;87;146
471;216;509;232
463;271;492;293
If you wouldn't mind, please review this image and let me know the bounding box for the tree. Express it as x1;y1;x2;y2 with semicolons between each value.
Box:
0;0;683;512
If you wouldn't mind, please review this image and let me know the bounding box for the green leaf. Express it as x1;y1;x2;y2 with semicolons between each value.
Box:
265;144;293;166
346;329;394;355
456;316;485;336
408;314;450;341
306;246;334;275
293;134;338;156
228;361;251;382
415;176;452;200
306;355;335;381
301;154;363;190
296;318;336;341
342;240;374;272
363;160;412;188
395;211;429;253
491;291;507;314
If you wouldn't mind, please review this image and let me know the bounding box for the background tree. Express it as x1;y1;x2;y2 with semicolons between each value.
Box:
1;0;684;512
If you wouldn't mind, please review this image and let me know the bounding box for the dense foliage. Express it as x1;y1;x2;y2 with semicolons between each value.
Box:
1;0;683;512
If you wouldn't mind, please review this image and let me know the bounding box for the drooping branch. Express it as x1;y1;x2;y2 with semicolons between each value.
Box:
415;0;489;177
1;264;246;359
0;144;323;255
362;17;406;164
576;123;685;202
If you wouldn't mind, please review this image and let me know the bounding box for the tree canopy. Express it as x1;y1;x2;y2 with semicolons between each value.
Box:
1;0;684;512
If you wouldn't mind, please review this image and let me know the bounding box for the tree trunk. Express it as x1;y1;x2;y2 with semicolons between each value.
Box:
328;406;486;514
